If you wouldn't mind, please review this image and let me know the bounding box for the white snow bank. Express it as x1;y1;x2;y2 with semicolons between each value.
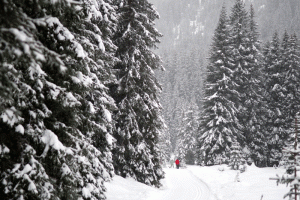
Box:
105;165;288;200
188;164;287;200
105;176;159;200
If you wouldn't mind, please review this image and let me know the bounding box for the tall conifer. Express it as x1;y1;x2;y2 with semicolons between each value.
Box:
227;0;251;148
244;4;267;165
111;0;164;187
198;5;242;165
263;32;288;166
283;34;300;130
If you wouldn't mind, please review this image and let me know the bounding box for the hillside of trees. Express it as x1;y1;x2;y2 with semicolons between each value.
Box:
149;0;300;158
158;0;300;168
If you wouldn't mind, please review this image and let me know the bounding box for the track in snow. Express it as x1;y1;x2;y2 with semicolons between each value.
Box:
148;168;217;200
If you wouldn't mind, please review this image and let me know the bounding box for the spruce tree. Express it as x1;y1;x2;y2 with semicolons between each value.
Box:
229;140;244;170
283;33;300;135
263;31;288;167
227;0;251;149
0;1;56;199
197;5;242;165
1;0;117;199
244;4;268;166
111;0;164;187
34;1;117;198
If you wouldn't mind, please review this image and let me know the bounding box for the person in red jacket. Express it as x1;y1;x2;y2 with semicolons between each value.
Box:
175;159;180;169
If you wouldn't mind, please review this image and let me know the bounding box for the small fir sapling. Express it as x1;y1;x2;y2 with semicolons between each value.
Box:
229;141;245;170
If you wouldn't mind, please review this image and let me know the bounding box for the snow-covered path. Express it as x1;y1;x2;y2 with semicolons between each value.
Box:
105;167;217;200
147;168;217;200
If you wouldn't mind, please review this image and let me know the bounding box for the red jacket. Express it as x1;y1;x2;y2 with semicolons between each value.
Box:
175;159;180;165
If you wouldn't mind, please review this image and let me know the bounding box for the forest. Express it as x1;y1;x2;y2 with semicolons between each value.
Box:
1;0;300;199
198;1;300;167
150;0;300;167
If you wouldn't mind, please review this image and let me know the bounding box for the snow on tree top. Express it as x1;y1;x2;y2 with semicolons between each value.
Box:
95;35;105;52
215;60;223;64
82;183;94;198
45;17;74;41
104;108;112;122
89;5;103;21
0;144;10;155
73;41;86;58
206;92;218;101
3;28;30;42
89;102;96;114
106;133;115;146
63;92;81;107
15;124;25;134
1;107;23;126
77;156;90;165
61;163;71;177
40;130;65;158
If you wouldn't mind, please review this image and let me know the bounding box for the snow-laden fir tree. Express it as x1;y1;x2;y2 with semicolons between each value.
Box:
263;31;289;167
229;140;245;170
197;5;243;165
1;0;117;199
283;33;300;137
177;102;199;164
35;1;117;198
227;0;252;149
280;30;294;135
243;4;268;166
0;1;54;198
111;0;165;187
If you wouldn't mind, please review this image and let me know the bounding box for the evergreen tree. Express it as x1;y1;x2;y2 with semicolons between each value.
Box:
197;5;242;165
1;0;117;199
283;33;300;136
111;0;165;187
227;0;251;148
263;31;288;167
244;4;268;166
229;140;244;170
0;1;57;198
33;1;117;198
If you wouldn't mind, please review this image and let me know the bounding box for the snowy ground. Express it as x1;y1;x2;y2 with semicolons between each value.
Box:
105;164;288;200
